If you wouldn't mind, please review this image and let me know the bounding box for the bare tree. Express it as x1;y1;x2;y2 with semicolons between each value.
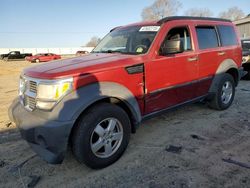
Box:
185;8;213;17
219;6;245;21
85;36;101;47
141;0;182;21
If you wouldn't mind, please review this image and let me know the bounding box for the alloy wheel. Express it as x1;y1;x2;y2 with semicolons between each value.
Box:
90;118;123;158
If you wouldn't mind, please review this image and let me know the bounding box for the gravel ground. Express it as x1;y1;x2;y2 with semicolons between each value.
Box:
0;60;250;188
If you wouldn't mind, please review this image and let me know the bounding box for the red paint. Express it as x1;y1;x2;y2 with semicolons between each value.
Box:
25;53;61;63
23;18;242;116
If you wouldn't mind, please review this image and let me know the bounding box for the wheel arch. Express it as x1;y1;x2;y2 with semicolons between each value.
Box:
209;59;239;93
62;82;142;145
226;68;239;86
72;96;139;134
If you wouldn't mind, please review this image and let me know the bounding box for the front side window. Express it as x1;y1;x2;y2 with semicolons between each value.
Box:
196;26;219;50
159;26;192;55
92;26;160;55
217;25;238;46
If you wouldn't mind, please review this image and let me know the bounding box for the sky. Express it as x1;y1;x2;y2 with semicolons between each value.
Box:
0;0;249;48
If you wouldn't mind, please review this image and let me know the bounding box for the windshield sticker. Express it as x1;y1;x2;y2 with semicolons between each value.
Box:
139;26;160;32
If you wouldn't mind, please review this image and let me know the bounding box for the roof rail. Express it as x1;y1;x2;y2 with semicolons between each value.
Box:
157;16;231;24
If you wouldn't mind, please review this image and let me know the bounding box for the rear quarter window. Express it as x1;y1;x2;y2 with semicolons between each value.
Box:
217;25;238;46
196;26;219;50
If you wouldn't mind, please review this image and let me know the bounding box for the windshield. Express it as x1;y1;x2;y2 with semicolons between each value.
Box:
92;25;160;55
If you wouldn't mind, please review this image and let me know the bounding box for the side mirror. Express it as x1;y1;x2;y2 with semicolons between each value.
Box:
160;39;184;55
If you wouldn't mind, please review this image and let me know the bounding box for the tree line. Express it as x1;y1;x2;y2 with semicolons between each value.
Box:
86;0;247;47
141;0;246;21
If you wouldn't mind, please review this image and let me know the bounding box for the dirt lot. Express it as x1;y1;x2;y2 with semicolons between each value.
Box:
0;59;250;188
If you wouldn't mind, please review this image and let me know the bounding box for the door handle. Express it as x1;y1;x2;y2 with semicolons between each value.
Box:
218;51;225;56
187;56;198;62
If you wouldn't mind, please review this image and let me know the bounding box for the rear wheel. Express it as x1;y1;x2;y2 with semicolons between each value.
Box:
3;57;8;61
71;103;131;169
208;73;235;110
35;59;40;63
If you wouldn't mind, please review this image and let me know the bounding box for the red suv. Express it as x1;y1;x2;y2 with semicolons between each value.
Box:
9;16;243;169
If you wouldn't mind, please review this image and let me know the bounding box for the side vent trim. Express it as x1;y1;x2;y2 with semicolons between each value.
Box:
125;64;144;74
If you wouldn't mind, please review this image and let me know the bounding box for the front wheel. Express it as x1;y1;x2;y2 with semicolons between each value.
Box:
208;73;235;110
71;103;131;169
35;59;40;63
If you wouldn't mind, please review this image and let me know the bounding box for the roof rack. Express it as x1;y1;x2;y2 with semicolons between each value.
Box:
157;16;231;24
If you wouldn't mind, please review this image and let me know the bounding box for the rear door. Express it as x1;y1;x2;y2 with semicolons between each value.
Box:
144;23;199;114
194;26;220;96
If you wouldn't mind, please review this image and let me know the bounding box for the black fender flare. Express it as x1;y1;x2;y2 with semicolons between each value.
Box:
40;82;142;126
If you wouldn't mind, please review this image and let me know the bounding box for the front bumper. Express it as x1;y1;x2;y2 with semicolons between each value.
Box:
8;98;73;164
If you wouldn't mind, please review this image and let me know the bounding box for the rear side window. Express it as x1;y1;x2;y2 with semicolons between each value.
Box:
217;25;238;46
196;26;219;50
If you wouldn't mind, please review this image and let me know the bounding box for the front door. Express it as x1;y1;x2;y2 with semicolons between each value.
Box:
144;24;199;114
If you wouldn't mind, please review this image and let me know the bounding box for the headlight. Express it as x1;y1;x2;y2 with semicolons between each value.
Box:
19;77;26;96
37;82;71;100
36;78;73;110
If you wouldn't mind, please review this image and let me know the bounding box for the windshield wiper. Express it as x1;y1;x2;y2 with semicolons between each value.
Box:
92;50;137;55
106;50;123;53
92;50;123;54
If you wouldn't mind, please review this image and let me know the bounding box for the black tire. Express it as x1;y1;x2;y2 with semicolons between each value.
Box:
71;103;131;169
35;59;40;63
3;57;8;61
208;73;235;110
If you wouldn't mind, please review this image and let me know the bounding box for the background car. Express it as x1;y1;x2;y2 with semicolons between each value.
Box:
75;50;89;56
241;38;250;79
242;39;250;62
0;51;32;61
25;53;61;63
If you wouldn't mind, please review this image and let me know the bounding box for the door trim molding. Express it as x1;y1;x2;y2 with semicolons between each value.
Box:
149;76;213;96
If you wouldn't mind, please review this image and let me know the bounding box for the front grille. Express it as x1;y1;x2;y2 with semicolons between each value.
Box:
29;80;37;93
20;77;38;111
24;96;36;110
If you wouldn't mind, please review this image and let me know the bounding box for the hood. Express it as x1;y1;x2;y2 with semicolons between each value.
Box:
23;53;144;79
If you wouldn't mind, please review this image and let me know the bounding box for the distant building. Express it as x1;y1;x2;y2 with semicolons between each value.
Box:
234;15;250;38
